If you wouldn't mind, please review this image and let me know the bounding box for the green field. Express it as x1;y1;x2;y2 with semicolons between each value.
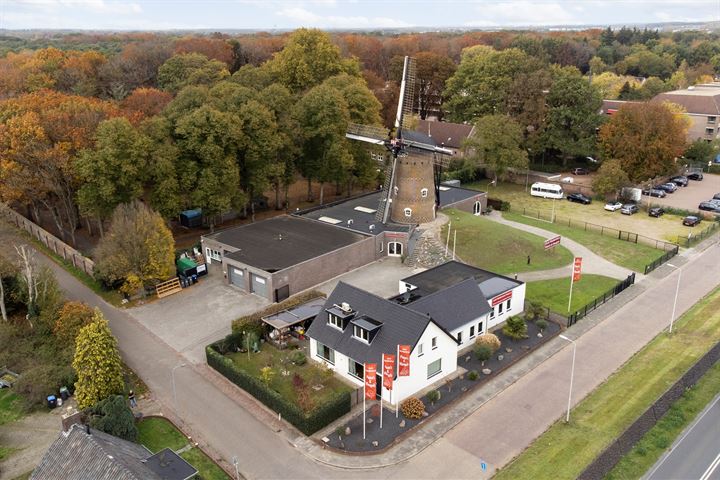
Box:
442;209;573;275
494;286;720;480
526;275;620;315
137;417;231;480
0;389;23;426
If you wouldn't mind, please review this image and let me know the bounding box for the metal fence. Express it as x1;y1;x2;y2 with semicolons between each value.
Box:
567;274;636;327
643;245;680;275
675;220;720;248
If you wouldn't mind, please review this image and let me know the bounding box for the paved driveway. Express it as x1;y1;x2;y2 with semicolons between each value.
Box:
129;271;269;364
316;257;420;299
648;173;720;213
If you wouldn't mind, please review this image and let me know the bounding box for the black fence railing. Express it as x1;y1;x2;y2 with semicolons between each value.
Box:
567;274;636;327
644;245;680;275
675;220;719;248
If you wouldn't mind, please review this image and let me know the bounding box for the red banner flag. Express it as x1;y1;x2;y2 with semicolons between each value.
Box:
383;354;395;390
364;363;377;400
573;257;582;282
398;345;411;377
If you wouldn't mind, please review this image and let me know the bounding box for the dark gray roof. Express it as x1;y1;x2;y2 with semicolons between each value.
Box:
207;215;365;272
478;276;519;299
31;424;162;480
439;186;484;208
262;297;325;330
306;282;456;365
405;278;492;331
402;129;436;146
416;120;474;149
145;448;198;480
401;261;522;297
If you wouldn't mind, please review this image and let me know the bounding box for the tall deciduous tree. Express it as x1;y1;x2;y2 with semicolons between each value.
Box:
414;51;456;120
463;115;529;183
157;53;229;94
591;159;630;199
53;301;95;348
73;312;124;410
598;102;689;182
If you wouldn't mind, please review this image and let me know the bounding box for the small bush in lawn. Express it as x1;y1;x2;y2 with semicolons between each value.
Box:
524;302;546;321
291;350;306;365
468;370;479;381
475;333;501;353
426;389;441;405
503;316;528;340
474;344;492;363
401;397;425;419
535;319;548;331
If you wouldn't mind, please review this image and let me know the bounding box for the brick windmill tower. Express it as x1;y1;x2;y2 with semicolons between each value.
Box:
346;56;452;225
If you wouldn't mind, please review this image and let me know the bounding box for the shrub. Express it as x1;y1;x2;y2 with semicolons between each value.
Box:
260;366;275;386
535;319;548;331
87;395;138;442
503;316;529;340
476;333;501;353
524;302;546;322
426;390;441;405
401;397;425;419
291;350;306;366
468;370;479;381
474;344;492;363
14;363;76;410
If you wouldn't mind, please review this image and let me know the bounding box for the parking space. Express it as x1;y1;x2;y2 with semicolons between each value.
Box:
316;256;419;299
646;173;720;213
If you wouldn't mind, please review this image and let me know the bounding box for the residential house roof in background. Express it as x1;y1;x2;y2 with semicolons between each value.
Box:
416;119;475;150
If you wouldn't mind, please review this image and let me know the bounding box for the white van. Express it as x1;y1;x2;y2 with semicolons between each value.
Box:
530;182;564;199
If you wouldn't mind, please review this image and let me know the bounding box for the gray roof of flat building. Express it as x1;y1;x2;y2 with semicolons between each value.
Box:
439;186;484;207
404;278;492;331
206;215;365;272
401;261;522;297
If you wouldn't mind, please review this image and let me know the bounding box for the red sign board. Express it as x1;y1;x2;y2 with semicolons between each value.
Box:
572;257;582;282
398;345;411;377
491;290;513;307
544;235;561;250
382;354;395;390
364;363;377;399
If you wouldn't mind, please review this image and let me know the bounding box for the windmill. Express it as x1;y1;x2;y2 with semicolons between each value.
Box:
346;56;453;225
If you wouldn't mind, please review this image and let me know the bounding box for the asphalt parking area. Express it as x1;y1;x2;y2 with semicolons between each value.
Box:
316;256;419;299
647;173;720;213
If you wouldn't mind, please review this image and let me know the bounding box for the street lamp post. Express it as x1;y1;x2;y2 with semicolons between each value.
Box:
559;335;576;423
172;363;187;411
667;263;682;334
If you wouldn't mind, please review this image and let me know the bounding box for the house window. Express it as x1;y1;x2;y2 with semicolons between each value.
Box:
418;343;424;356
348;360;364;380
421;188;428;198
404;207;412;218
498;303;504;315
506;299;511;311
470;326;475;338
388;242;403;257
316;341;335;365
473;201;482;215
353;325;370;343
427;358;442;379
457;331;463;344
431;337;437;349
478;321;484;334
206;248;221;261
708;116;717;124
328;314;343;330
706;127;714;135
490;308;496;319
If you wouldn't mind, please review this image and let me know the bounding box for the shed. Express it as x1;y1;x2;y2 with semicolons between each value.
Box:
180;209;203;228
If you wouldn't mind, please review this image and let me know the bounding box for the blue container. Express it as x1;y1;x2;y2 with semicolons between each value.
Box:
47;395;57;409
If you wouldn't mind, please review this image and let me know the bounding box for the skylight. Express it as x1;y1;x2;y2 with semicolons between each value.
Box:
439;186;450;191
318;216;342;224
354;206;377;214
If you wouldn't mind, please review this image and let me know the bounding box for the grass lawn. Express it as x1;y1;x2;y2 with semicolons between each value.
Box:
606;361;720;480
494;285;720;480
503;212;666;272
0;445;17;462
137;417;231;480
442;209;573;275
227;344;353;411
0;389;24;426
525;275;621;315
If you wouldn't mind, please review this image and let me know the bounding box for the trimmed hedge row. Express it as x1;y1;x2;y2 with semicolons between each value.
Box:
206;342;350;436
231;289;327;334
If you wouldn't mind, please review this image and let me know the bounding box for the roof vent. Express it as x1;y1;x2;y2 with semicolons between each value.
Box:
347;219;354;226
340;302;352;313
369;224;375;231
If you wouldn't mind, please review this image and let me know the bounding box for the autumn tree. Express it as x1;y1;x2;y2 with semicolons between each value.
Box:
14;246;63;333
120;87;172;121
98;40;173;99
599;102;689;182
414;52;456;119
94;201;175;293
174;36;234;67
73;312;124;410
463;115;528;183
53;301;95;348
591;159;630;199
157;53;230;93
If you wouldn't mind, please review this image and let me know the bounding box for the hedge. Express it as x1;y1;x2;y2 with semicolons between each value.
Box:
206;343;350;435
231;289;327;334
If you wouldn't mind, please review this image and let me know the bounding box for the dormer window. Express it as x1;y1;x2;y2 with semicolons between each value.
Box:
353;325;370;343
325;303;356;331
328;314;343;330
350;316;382;344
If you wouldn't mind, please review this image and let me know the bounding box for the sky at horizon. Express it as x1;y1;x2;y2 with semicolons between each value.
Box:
1;0;719;31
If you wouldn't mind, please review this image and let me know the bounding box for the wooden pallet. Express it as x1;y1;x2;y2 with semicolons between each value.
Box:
156;277;182;299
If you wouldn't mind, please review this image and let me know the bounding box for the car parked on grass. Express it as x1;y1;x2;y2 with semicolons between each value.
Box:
687;172;704;181
698;202;720;213
670;176;689;187
648;207;665;217
621;204;639;215
642;189;667;198
567;193;592;204
655;183;677;193
572;167;589;175
683;215;701;226
713;193;720;200
604;201;623;212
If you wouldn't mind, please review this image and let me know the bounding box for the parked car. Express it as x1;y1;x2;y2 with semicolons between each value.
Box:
670;176;689;187
567;192;592;204
604;201;623;212
687;172;704;181
655;183;677;193
648;207;665;217
698;202;720;212
621;204;639;215
713;193;720;200
683;215;701;226
572;167;589;175
642;189;667;198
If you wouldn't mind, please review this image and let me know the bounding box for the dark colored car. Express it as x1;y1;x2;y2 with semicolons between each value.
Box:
683;216;701;226
670;176;689;187
687;172;704;181
621;204;639;215
572;167;589;175
713;193;720;200
648;207;665;217
698;202;720;212
642;189;667;198
655;183;677;193
567;193;592;204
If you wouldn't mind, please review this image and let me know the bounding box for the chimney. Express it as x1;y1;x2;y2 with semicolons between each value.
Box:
61;409;83;432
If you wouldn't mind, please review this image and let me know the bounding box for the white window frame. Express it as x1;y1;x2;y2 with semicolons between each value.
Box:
388;242;403;257
473;201;482;215
431;337;437;350
470;325;475;338
353;324;370;343
457;331;463;344
404;207;412;218
478;321;484;334
498;302;504;315
328;314;343;330
427;358;442;379
490;308;496;319
506;299;511;311
348;359;364;380
418;342;424;356
421;188;428;198
316;341;335;365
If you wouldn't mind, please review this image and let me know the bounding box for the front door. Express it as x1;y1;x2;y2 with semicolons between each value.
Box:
388;242;403;257
473;201;482;215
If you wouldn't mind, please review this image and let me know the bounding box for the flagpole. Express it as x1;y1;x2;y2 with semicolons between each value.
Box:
445;222;451;255
568;271;575;313
453;230;457;261
396;345;399;418
380;356;383;430
363;368;366;440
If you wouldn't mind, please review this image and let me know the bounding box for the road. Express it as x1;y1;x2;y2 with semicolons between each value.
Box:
645;393;720;480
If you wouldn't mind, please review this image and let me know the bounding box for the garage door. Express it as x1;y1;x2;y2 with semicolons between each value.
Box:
228;267;245;290
250;273;268;298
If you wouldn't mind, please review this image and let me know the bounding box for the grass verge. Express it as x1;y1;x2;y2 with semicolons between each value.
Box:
503;211;664;272
493;285;720;480
0;389;24;426
606;361;720;480
525;275;620;315
442;209;573;275
0;445;17;462
137;417;231;480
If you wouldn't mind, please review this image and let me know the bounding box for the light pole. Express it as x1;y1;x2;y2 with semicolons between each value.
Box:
559;335;576;423
667;263;682;334
232;456;240;480
172;363;187;411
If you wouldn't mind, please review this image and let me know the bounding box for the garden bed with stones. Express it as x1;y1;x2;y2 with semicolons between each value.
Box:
322;319;561;453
